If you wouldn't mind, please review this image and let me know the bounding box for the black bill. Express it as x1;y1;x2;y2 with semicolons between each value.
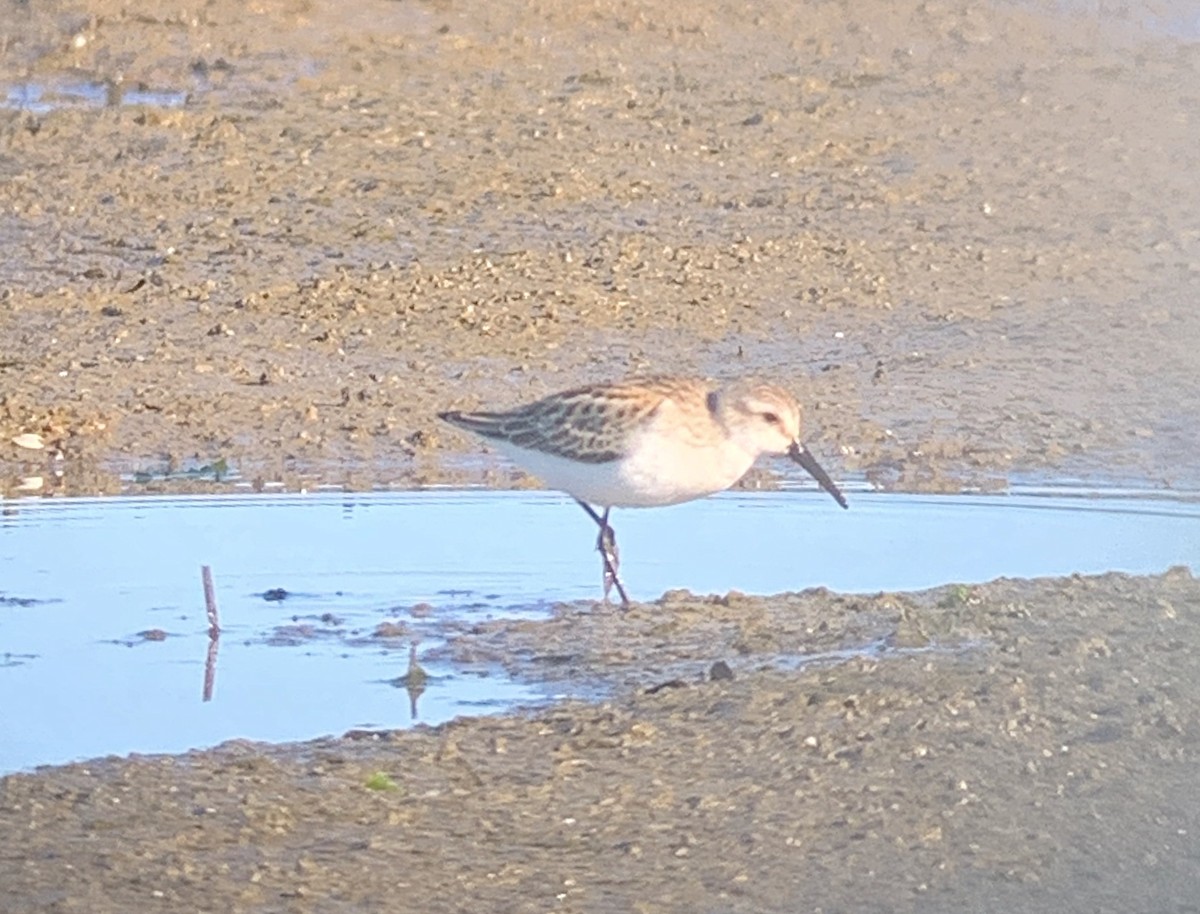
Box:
788;442;848;509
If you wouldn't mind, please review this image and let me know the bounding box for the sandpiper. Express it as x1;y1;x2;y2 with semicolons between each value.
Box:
438;377;847;605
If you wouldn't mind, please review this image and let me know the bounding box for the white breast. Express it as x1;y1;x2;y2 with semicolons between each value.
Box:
487;414;758;508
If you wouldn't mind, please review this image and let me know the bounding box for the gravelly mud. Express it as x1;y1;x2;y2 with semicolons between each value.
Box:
3;570;1199;912
1;0;1198;497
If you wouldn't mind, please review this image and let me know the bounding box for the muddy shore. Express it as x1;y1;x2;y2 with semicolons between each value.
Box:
1;0;1198;496
4;570;1200;912
1;0;1199;911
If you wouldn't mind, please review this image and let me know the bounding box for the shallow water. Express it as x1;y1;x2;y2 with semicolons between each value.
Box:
0;485;1196;774
1;81;188;113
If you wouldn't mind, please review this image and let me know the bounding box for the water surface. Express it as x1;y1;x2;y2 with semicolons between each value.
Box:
0;486;1196;774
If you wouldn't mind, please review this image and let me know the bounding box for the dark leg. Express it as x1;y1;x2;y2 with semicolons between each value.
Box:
574;499;631;607
596;507;623;603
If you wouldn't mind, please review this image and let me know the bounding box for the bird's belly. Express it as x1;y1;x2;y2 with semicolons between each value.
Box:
490;436;755;508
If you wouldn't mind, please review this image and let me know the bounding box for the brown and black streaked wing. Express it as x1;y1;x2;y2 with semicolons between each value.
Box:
438;381;675;464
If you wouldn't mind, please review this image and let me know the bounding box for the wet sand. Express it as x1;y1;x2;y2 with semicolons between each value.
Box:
1;0;1198;496
1;0;1199;910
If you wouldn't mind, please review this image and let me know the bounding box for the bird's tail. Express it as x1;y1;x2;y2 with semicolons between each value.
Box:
436;410;508;440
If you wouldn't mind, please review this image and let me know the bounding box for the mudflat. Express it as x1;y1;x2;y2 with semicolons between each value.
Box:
2;0;1197;495
3;570;1199;912
1;0;1198;911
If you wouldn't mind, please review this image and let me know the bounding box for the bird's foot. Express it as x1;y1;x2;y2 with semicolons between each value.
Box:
576;499;631;608
595;520;630;608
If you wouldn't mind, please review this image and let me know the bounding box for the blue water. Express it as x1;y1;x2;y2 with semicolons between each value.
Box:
0;487;1196;774
1;82;188;113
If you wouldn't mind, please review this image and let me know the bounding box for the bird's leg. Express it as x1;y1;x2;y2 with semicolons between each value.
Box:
574;499;631;607
596;507;622;601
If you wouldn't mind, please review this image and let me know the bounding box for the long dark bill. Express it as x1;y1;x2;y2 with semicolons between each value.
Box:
788;442;849;509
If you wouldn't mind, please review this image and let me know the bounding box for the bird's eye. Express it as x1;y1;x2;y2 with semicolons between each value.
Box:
762;411;780;426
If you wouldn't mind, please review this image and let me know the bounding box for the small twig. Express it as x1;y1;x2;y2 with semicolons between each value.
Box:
202;564;220;637
404;642;426;720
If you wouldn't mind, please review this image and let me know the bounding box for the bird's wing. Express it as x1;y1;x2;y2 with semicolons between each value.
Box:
439;378;704;464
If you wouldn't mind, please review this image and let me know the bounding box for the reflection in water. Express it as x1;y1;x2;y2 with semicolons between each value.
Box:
201;565;220;702
203;634;219;704
390;643;428;720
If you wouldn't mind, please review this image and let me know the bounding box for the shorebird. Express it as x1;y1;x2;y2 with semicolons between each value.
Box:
438;377;847;605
